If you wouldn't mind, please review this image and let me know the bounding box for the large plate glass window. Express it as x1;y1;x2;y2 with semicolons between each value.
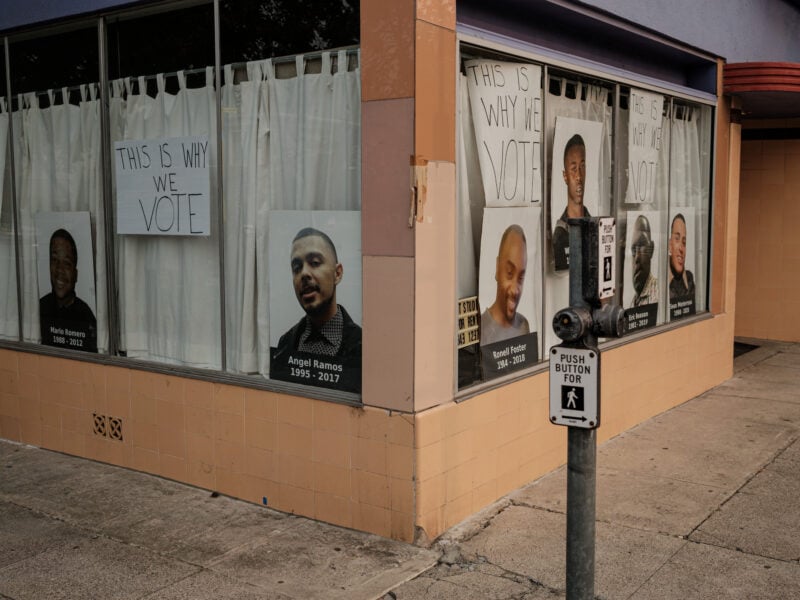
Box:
219;1;363;395
107;3;220;367
8;26;104;353
457;48;545;389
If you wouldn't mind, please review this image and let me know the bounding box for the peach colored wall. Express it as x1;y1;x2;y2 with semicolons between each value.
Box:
0;351;416;542
736;134;800;340
415;313;735;540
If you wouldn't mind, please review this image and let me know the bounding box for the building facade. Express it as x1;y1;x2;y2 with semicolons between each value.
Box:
0;0;797;543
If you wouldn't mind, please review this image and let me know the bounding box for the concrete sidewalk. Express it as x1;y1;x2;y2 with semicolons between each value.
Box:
2;338;800;599
390;339;800;599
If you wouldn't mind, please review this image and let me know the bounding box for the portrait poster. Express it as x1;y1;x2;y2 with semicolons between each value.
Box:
478;207;541;379
464;59;543;207
267;210;362;394
667;209;697;321
35;211;98;353
622;210;661;332
549;117;603;271
625;89;665;204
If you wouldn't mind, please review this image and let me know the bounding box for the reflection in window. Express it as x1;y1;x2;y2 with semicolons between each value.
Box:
8;27;106;352
220;0;360;64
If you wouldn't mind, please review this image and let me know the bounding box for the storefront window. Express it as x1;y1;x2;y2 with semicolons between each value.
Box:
457;53;545;388
108;4;221;368
220;2;362;395
457;42;714;392
9;26;104;353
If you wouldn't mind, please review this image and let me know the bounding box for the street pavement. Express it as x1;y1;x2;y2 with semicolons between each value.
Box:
2;338;800;599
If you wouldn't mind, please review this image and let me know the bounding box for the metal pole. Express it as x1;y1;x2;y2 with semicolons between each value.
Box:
565;219;596;600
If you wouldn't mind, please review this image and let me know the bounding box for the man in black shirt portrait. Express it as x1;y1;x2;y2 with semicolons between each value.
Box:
270;227;362;393
553;133;591;271
39;228;98;353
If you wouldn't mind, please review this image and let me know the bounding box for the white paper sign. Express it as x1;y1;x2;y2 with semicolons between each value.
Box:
626;89;664;204
465;60;542;207
115;136;210;236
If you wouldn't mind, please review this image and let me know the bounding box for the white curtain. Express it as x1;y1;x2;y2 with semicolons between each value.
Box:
0;98;18;340
669;105;708;311
111;68;221;368
12;87;107;350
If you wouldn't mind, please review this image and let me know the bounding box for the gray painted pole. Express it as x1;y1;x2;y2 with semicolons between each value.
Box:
566;219;596;600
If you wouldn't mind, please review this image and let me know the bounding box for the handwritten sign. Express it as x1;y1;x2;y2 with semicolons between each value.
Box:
115;136;210;236
465;60;542;207
626;89;664;204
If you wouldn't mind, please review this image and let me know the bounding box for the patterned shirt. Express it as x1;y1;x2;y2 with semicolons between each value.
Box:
297;307;344;356
632;272;659;307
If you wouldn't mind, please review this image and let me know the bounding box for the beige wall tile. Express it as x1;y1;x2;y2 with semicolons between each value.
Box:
277;455;314;489
362;99;415;257
361;0;414;101
353;405;390;441
352;437;388;475
153;375;184;404
388;413;414;447
185;405;214;438
388;442;413;480
417;0;455;29
19;418;43;447
0;415;20;442
362;256;414;411
390;477;414;514
244;389;278;422
277;395;313;426
352;503;391;538
414;22;456;162
414;403;447;448
312;429;351;468
0;349;19;372
244;417;277;452
352;470;391;508
159;454;187;482
214;383;245;414
312;400;353;434
186;431;214;465
132;446;159;474
444;491;472;530
391;511;415;543
215;439;246;473
315;492;352;529
187;460;216;490
184;379;213;409
414;161;456;411
277;423;313;459
157;425;185;459
244;446;275;481
278;483;315;516
130;420;158;451
314;462;352;498
215;411;245;443
216;469;248;499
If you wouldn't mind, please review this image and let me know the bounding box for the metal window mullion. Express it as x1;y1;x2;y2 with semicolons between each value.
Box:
541;64;550;359
214;0;227;371
97;17;120;356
